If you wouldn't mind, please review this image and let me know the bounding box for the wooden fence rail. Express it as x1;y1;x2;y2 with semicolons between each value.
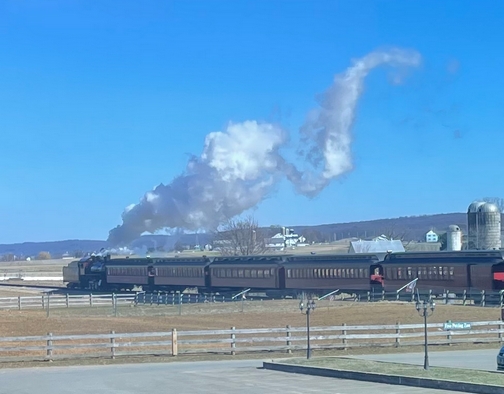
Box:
2;289;504;312
0;293;136;311
0;320;503;363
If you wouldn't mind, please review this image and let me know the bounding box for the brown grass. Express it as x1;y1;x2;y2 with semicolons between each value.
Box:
0;300;500;336
0;300;501;368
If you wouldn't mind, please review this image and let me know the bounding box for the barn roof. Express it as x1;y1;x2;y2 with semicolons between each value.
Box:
349;239;405;254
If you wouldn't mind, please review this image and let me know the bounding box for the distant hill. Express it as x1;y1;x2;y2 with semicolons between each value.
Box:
0;212;470;258
289;213;468;243
0;240;108;259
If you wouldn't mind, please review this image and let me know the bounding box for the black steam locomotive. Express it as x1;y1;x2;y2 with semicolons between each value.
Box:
62;250;504;296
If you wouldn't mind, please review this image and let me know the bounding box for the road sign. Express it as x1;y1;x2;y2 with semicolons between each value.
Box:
443;321;471;331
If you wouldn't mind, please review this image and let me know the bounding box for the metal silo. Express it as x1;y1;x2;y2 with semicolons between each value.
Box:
446;225;462;251
467;201;485;249
477;202;501;250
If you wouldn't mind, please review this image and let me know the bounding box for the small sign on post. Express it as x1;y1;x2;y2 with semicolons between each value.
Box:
443;321;471;331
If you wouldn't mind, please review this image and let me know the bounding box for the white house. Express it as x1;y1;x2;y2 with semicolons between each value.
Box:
425;230;439;243
264;227;307;250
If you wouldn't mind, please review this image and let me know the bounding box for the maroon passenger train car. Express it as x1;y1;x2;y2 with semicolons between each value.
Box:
105;258;155;290
153;257;210;291
282;254;383;294
209;255;284;292
379;251;504;292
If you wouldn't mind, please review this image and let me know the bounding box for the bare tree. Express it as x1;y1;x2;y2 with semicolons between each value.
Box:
482;197;504;212
212;216;267;256
36;251;51;260
380;226;411;242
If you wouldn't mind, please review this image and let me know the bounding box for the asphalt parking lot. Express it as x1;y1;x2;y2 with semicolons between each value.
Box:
0;359;462;394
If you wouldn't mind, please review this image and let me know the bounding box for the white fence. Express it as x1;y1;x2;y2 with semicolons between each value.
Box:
0;320;503;363
0;294;136;310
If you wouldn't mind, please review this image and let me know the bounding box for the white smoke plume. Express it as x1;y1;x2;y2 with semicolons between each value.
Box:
108;48;421;246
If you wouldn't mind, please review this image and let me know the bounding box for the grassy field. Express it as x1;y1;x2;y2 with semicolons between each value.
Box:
284;357;504;387
0;300;502;369
0;300;501;336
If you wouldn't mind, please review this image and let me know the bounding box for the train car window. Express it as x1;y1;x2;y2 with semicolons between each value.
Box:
258;270;263;278
397;267;402;279
439;267;443;278
264;270;270;278
225;269;230;278
443;267;448;279
251;269;257;278
238;269;244;278
287;269;291;279
449;267;454;278
245;270;250;278
407;267;412;279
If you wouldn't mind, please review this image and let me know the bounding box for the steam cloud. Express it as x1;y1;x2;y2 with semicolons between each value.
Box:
108;48;421;246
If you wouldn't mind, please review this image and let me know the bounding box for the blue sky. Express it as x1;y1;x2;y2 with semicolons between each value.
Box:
1;0;504;243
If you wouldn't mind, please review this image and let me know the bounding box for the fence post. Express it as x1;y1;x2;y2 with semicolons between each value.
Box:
500;292;504;308
286;325;292;354
17;296;21;311
41;295;45;310
46;293;50;318
395;321;400;347
171;328;178;356
230;326;236;355
113;294;117;317
382;290;385;301
499;320;503;343
396;291;400;301
367;291;370;302
463;290;467;306
342;323;347;350
110;330;116;359
89;293;93;307
46;332;53;361
445;290;449;305
66;293;69;308
447;328;452;346
481;290;486;307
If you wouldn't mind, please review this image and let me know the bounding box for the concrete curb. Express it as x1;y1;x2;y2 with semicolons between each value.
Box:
262;361;503;394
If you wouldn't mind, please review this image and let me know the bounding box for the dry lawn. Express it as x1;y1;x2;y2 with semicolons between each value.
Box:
0;300;500;336
0;300;502;368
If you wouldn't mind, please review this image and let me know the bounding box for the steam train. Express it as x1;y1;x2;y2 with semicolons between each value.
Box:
62;250;504;295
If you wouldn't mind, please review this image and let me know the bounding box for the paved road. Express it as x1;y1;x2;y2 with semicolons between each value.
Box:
354;348;501;371
0;359;460;394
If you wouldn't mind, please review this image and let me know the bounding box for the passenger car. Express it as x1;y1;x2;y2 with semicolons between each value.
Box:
497;346;504;370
